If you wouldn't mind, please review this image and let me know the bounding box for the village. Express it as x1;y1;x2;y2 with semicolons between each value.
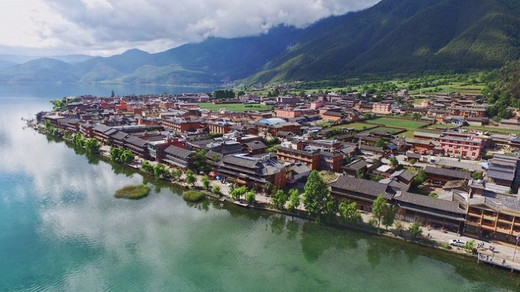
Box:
35;89;520;270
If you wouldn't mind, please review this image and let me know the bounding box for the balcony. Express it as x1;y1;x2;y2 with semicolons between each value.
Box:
482;214;497;221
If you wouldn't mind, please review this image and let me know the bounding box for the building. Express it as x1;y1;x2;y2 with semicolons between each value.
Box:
486;154;520;189
162;118;202;133
438;131;483;159
372;103;392;114
330;175;466;232
208;121;232;134
465;194;520;243
275;108;303;119
163;145;194;169
213;154;286;189
425;166;471;187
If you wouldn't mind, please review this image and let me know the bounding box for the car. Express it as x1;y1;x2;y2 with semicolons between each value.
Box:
449;239;467;247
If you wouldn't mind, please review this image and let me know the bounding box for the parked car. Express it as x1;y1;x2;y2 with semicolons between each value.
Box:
449;239;467;247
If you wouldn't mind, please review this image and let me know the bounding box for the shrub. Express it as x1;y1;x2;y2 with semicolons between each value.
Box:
115;184;150;199
183;190;205;202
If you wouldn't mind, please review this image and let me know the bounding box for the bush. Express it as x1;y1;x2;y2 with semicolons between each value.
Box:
115;184;150;199
183;190;205;202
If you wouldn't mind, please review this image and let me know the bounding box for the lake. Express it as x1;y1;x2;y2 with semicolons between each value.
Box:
0;83;517;291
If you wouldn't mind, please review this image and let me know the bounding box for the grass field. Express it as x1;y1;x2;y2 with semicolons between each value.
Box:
364;127;403;134
329;122;377;131
197;103;272;112
369;117;428;130
463;125;520;136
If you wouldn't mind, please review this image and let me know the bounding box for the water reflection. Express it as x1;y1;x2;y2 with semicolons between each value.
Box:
0;93;518;291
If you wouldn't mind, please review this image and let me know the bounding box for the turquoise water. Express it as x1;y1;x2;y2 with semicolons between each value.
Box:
0;84;517;291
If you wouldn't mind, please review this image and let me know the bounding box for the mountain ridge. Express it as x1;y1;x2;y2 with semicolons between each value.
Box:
0;0;519;86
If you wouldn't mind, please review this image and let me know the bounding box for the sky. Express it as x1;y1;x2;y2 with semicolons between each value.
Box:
0;0;379;57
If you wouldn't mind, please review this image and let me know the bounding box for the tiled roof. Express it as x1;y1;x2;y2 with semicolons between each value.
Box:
330;175;389;199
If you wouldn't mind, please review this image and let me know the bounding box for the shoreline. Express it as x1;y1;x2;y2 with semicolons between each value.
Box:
35;126;520;275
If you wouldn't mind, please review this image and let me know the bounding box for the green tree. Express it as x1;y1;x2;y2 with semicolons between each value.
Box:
411;169;426;189
303;170;330;217
153;163;168;178
192;149;210;173
389;156;399;168
245;191;256;204
356;169;365;179
471;171;483;180
72;133;84;147
110;147;123;162
120;150;135;164
372;195;387;228
272;189;288;210
325;199;338;221
141;161;154;174
231;186;248;201
185;169;196;188
375;138;387;148
381;204;396;230
201;175;210;190
212;184;221;195
171;168;183;181
84;138;101;154
287;189;300;212
338;201;362;223
408;221;422;239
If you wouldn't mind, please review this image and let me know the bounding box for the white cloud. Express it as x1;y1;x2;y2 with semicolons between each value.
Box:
0;0;379;56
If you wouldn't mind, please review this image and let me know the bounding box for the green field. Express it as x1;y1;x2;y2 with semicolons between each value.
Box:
198;103;273;112
369;117;428;130
364;127;403;135
330;122;377;131
463;125;520;136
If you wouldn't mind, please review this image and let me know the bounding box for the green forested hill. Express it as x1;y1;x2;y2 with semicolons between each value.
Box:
0;0;519;85
246;0;520;84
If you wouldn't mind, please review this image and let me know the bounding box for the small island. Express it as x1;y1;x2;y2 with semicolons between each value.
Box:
115;184;150;200
182;190;205;202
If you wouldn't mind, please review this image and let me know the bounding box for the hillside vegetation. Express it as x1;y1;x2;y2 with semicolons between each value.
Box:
0;0;519;85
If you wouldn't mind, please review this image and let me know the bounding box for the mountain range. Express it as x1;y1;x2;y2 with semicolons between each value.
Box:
1;0;519;86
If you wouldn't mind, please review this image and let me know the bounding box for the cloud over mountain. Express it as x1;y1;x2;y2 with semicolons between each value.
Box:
4;0;378;56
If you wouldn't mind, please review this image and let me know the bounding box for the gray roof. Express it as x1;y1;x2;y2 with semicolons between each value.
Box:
330;175;390;199
344;159;368;171
110;131;129;141
246;141;267;150
390;170;414;182
164;145;193;159
425;166;471;180
124;136;148;148
394;192;466;214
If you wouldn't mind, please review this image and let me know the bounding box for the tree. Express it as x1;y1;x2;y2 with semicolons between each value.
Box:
245;191;256;204
272;189;288;210
409;221;422;239
120;150;135;164
287;189;300;212
389;156;399;168
375;138;387;148
356;169;365;179
325;199;338;221
411;169;426;189
264;182;273;195
84;138;101;154
344;155;352;165
212;184;221;195
372;195;387;228
153;163;168;178
141;161;154;174
185;169;196;188
381;204;396;230
192;149;210;173
412;113;422;120
231;186;247;201
303;170;330;217
471;171;483;180
201;175;210;190
338;201;362;223
110;147;123;162
171;168;182;181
